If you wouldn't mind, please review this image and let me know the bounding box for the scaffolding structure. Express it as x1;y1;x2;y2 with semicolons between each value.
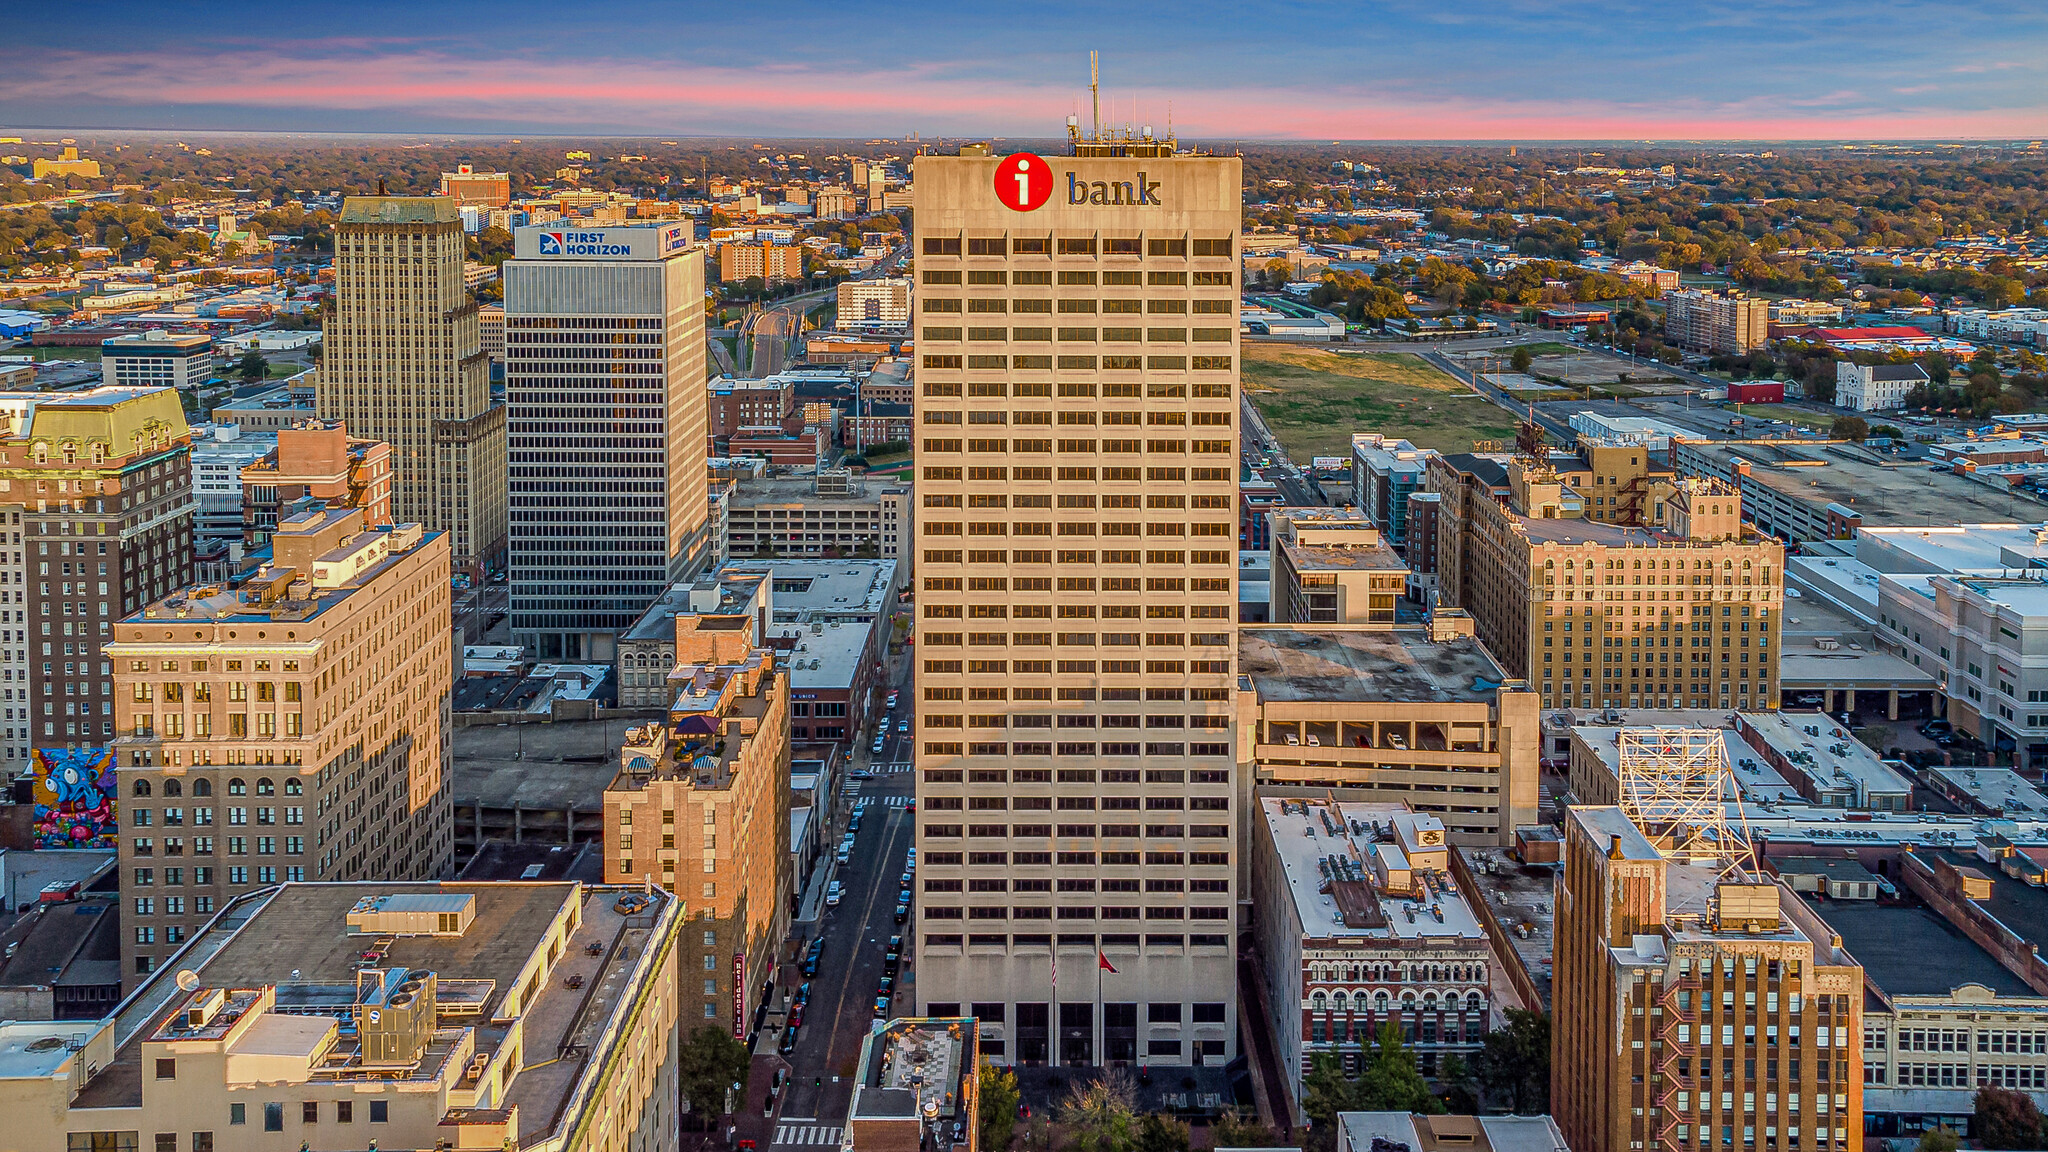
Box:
1615;727;1753;872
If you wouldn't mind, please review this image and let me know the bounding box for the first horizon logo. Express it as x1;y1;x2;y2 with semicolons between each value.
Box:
536;231;634;256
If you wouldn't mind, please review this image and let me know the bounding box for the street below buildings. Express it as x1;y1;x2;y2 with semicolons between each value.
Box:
738;645;917;1150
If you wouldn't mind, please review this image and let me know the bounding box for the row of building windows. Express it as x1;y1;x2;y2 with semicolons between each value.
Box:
923;268;1232;286
924;768;1230;784
922;354;1231;372
921;849;1228;866
925;905;1230;920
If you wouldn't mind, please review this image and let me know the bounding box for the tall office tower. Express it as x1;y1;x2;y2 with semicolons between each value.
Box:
1553;805;1864;1152
320;197;508;582
108;505;455;985
910;136;1243;1068
503;223;710;661
0;386;195;773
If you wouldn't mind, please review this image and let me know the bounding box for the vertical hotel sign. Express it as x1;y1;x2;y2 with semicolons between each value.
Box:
732;951;746;1039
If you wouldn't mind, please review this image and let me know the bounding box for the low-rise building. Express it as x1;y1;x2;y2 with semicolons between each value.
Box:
1672;441;2048;543
209;379;317;432
837;277;911;332
1339;1112;1573;1152
101;329;213;392
603;605;791;1042
1237;621;1540;845
847;1017;980;1152
0;880;688;1152
1252;798;1497;1116
724;472;911;562
1836;362;1931;412
1735;710;1915;810
1268;507;1408;624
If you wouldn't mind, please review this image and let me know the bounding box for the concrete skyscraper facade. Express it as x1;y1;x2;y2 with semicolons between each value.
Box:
909;139;1243;1068
320;197;508;580
503;222;711;661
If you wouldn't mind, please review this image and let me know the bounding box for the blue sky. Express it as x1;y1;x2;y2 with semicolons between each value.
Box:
4;0;2045;139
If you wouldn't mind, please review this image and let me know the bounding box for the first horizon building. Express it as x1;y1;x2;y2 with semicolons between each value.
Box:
503;222;712;661
910;131;1243;1068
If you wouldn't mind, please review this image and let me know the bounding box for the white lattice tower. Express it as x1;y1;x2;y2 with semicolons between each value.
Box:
1616;727;1752;872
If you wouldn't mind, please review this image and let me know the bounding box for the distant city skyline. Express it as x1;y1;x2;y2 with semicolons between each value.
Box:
5;0;2046;140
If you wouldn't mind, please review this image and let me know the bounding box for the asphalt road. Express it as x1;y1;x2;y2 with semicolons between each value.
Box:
763;660;917;1136
1239;393;1325;505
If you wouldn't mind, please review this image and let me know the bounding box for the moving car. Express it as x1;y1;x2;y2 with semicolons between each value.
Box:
886;691;899;710
897;719;909;734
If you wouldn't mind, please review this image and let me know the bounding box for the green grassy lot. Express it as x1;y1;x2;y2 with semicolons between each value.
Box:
1244;345;1518;458
1728;403;1829;431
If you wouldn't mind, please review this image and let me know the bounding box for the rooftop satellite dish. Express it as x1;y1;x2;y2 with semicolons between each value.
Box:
175;970;200;992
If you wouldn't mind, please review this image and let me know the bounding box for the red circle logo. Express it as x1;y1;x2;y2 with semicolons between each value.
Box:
994;152;1053;212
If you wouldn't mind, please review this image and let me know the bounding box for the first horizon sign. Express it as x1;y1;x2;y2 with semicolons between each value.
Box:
513;222;692;260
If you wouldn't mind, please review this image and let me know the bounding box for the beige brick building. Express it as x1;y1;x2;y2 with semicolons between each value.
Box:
1664;288;1769;354
1429;451;1783;713
1553;806;1865;1152
320;197;507;580
909;142;1241;1066
0;881;687;1152
604;606;791;1039
719;242;804;285
107;506;454;985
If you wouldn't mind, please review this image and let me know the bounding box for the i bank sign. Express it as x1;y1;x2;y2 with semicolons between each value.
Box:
995;152;1162;212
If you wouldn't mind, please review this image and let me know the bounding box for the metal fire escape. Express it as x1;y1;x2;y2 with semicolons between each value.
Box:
1653;969;1703;1152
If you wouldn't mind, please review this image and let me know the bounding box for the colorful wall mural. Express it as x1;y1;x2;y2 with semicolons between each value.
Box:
30;746;118;848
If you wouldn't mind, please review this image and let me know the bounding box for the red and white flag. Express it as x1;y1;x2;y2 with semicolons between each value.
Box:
1098;949;1118;975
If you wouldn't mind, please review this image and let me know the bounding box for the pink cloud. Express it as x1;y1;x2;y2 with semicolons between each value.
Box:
11;47;2044;139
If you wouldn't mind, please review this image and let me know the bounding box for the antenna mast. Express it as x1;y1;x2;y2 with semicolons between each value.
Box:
1090;51;1100;140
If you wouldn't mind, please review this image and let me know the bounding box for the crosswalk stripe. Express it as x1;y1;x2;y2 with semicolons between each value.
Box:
774;1125;841;1146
